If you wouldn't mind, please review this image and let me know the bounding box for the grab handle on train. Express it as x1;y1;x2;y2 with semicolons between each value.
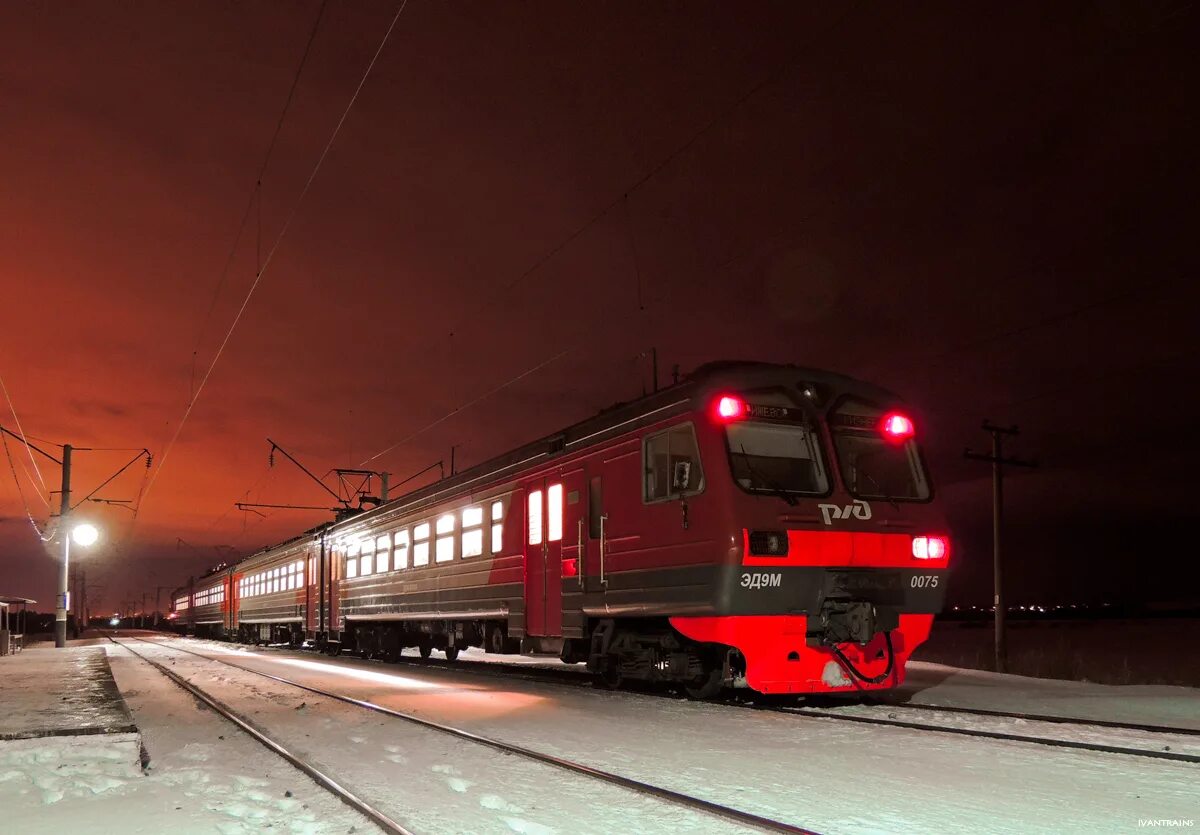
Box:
599;514;609;587
577;519;585;589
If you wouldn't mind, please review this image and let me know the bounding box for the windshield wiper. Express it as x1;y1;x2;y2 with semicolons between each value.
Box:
739;445;798;506
857;469;899;511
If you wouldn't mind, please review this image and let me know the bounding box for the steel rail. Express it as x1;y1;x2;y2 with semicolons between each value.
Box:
765;706;1200;765
317;642;1200;746
105;635;414;835
128;634;815;835
859;699;1200;737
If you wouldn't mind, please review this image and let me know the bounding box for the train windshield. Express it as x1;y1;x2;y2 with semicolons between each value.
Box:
725;394;828;496
831;399;931;501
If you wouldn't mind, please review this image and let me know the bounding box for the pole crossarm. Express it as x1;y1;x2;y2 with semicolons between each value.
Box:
71;449;152;511
0;424;62;464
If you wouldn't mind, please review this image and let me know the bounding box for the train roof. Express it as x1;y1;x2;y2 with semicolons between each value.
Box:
216;360;903;567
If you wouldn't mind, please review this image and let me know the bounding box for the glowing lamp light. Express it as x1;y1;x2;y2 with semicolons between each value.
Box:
109;617;120;626
71;523;100;547
913;535;949;560
714;395;746;422
880;412;915;443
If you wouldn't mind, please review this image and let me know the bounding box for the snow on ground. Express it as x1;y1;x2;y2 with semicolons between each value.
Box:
900;662;1200;731
0;642;371;834
115;637;761;835
0;731;143;809
155;635;1200;834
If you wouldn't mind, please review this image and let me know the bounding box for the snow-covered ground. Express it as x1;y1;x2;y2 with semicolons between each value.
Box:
899;662;1200;731
143;635;1199;834
113;637;761;835
0;642;370;834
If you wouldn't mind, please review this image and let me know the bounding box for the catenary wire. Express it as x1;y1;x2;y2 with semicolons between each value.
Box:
143;0;411;507
190;0;330;389
0;371;49;496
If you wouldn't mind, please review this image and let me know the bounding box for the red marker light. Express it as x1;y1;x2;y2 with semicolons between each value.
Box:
714;395;746;422
881;412;915;443
913;535;949;560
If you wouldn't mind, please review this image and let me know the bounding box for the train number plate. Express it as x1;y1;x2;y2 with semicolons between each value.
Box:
740;572;782;589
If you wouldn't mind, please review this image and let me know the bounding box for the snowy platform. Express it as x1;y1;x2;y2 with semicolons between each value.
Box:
0;645;136;740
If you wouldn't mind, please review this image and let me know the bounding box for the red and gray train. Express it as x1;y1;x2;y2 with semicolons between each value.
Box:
171;361;950;697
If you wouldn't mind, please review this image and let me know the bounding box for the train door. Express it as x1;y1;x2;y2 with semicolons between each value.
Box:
306;547;318;638
524;476;570;636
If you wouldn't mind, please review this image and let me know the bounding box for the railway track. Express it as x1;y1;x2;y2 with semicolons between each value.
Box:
108;633;815;835
106;634;414;834
336;641;1200;763
858;698;1200;737
758;703;1200;765
152;633;1200;767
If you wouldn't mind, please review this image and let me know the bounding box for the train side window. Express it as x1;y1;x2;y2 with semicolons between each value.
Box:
462;506;484;557
436;513;456;563
528;490;543;545
548;484;563;542
413;522;431;566
491;500;504;554
361;538;375;576
376;535;391;572
394;529;409;569
644;423;705;502
588;476;603;538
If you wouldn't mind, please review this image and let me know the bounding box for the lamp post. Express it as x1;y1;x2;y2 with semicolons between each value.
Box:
58;520;99;645
0;426;149;648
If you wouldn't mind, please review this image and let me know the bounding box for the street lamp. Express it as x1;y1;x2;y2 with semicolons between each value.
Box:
59;519;100;645
72;523;99;547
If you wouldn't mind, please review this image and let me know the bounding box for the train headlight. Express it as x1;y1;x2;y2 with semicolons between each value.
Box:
749;530;789;556
912;535;949;560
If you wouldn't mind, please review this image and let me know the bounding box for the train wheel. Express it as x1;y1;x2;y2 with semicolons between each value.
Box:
418;636;433;659
684;666;723;700
486;625;506;655
593;656;623;690
444;645;459;662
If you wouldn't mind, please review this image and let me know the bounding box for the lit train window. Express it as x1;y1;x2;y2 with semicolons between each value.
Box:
346;557;358;578
528;491;543;545
394;529;409;569
462;506;483;558
436;513;455;562
436;534;454;562
491;501;504;554
375;535;390;572
413;523;430;566
362;537;376;575
548;484;563;542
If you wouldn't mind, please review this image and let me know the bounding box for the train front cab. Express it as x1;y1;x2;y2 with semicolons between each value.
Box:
664;384;951;695
565;370;949;696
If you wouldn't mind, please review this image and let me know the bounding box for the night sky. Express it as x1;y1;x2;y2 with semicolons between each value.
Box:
1;2;1196;615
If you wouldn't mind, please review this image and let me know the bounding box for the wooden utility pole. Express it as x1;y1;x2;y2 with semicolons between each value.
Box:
965;422;1036;674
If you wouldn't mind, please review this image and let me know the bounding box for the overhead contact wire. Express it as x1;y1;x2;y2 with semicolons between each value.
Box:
144;0;411;506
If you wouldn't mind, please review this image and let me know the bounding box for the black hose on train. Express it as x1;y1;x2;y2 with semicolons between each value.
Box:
831;631;895;685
